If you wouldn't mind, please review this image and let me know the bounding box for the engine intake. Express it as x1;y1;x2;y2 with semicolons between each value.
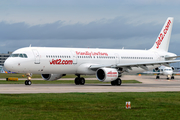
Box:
154;67;159;71
96;68;118;82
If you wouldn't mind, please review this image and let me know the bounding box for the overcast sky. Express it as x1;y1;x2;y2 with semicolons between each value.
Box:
1;0;180;57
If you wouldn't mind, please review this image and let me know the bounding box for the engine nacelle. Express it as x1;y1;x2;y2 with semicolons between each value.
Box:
154;67;159;71
41;74;63;81
96;68;118;82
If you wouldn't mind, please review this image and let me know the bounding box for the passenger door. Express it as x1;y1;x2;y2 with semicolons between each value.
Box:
32;49;40;64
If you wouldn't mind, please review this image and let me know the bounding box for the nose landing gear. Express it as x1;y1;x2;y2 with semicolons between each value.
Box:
25;80;32;85
25;73;32;85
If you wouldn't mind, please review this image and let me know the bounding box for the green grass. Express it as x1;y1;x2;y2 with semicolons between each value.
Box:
0;73;42;78
0;80;141;84
0;92;180;120
0;73;95;78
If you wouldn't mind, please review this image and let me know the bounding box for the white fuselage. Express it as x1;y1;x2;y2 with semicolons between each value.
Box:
159;66;173;76
4;47;176;75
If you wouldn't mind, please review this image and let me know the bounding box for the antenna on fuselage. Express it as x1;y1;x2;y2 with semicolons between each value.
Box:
29;44;31;47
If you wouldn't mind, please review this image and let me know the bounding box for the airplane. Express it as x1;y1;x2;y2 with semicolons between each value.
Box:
4;17;180;86
143;66;179;79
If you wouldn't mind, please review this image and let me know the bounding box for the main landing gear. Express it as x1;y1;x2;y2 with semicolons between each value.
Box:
156;75;175;80
74;74;85;85
167;75;175;80
25;74;32;85
111;78;122;86
156;75;160;79
74;74;122;86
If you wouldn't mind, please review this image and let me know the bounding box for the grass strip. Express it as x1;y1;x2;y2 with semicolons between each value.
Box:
0;92;180;120
0;73;95;78
0;80;141;84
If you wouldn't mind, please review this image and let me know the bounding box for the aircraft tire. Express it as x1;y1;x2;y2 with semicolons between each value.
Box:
111;78;122;86
25;80;32;85
28;80;32;85
156;76;159;79
25;80;27;85
171;76;174;79
111;81;116;86
75;77;80;85
79;77;85;85
116;78;121;86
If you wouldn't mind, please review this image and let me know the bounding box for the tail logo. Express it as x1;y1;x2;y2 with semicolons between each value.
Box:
156;20;171;48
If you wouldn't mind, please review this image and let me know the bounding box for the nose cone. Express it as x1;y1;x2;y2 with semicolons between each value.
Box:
164;70;173;75
4;58;13;71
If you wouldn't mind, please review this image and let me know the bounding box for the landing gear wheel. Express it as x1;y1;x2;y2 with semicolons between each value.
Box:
111;78;121;86
75;77;80;85
111;81;115;86
79;77;85;85
25;80;32;85
74;77;85;85
171;76;174;79
156;76;160;79
116;78;121;86
25;80;27;85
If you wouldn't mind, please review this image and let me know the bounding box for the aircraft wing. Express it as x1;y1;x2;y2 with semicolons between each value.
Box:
89;60;180;71
165;56;180;60
173;72;180;74
143;71;163;74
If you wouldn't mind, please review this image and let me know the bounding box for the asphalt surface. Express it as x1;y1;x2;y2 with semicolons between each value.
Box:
0;75;180;93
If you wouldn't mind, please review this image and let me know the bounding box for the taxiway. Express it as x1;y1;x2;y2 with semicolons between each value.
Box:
0;75;180;93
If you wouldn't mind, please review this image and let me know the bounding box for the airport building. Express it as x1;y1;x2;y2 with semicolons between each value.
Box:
0;52;12;66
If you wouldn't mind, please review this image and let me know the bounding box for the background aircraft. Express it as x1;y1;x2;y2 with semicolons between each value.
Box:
143;66;180;79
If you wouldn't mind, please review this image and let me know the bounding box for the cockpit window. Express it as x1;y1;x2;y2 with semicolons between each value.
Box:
164;69;172;71
23;54;28;58
10;53;28;58
10;54;19;57
19;54;23;58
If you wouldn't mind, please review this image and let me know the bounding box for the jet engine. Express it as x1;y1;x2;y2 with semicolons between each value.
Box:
96;68;119;82
41;74;63;81
154;67;159;71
